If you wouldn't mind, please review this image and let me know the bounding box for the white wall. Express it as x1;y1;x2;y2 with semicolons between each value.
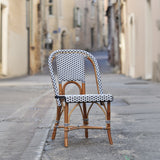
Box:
7;0;27;77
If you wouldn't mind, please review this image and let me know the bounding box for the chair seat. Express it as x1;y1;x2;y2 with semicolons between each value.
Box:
57;94;113;103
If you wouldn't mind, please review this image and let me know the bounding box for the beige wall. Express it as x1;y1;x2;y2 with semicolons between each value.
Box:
0;0;28;77
75;0;106;51
121;0;160;82
151;0;160;82
122;0;146;78
46;0;75;51
46;0;107;52
59;0;75;49
30;0;41;74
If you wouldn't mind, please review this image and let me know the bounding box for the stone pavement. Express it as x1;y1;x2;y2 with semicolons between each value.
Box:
0;51;160;160
0;50;109;160
42;53;160;160
42;74;160;158
0;73;56;160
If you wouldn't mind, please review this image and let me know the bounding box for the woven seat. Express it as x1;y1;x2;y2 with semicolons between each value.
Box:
48;49;113;147
57;94;113;103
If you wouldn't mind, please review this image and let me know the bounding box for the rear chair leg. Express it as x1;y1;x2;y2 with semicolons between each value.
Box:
52;106;62;140
107;102;113;145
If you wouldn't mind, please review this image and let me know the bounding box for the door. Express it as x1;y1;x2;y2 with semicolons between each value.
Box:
91;28;94;48
145;0;152;79
0;2;8;75
61;31;67;49
128;13;135;77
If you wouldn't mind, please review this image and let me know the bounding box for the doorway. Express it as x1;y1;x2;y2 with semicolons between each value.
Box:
145;0;152;79
61;31;67;49
91;28;94;48
0;2;8;75
128;13;135;77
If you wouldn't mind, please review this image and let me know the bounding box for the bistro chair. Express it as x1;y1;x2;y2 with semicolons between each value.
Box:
48;49;113;147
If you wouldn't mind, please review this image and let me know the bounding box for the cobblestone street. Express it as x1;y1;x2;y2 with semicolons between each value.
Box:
0;51;160;160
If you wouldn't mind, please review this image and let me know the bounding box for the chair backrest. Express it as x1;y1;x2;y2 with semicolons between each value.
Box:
56;53;85;83
48;49;103;106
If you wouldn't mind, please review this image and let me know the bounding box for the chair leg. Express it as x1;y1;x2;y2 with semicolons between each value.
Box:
52;106;62;140
64;103;69;147
83;103;88;138
107;102;113;145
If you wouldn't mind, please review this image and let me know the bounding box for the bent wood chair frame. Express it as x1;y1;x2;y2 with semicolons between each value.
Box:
48;49;113;147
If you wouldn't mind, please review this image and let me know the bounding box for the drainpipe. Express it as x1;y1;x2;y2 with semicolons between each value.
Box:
26;0;30;75
96;0;100;49
107;0;114;66
118;0;121;73
107;0;112;48
40;0;44;72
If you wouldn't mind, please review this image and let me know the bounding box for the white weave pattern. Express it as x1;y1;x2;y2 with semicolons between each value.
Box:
48;49;112;106
60;94;113;103
56;53;85;82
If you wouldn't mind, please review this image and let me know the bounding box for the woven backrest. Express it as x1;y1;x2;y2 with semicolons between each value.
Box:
48;49;103;106
56;53;85;83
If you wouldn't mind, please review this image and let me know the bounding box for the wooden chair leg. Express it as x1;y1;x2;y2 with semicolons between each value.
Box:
107;102;113;145
64;103;69;147
52;106;62;140
83;103;88;138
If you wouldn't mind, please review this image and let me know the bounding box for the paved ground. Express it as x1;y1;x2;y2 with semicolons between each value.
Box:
0;50;109;160
0;51;160;160
0;73;56;160
41;51;160;160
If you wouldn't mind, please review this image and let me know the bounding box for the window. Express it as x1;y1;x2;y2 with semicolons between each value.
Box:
48;0;53;15
59;0;62;17
91;4;95;18
49;6;53;15
73;7;81;27
91;28;94;48
37;4;41;23
77;8;81;26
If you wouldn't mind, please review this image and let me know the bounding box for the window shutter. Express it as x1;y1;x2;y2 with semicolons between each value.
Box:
73;8;77;28
77;8;81;27
73;7;81;28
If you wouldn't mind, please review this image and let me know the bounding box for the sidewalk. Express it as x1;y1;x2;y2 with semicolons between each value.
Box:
42;73;160;160
0;73;56;160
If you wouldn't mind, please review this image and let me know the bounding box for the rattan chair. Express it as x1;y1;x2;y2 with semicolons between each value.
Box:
48;49;113;147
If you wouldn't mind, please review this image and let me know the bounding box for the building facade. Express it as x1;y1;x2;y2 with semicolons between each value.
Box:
0;0;108;78
46;0;107;52
0;0;28;77
74;0;107;51
29;0;41;74
28;0;47;74
151;0;160;82
0;0;47;78
105;0;121;69
45;0;75;51
120;0;160;82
